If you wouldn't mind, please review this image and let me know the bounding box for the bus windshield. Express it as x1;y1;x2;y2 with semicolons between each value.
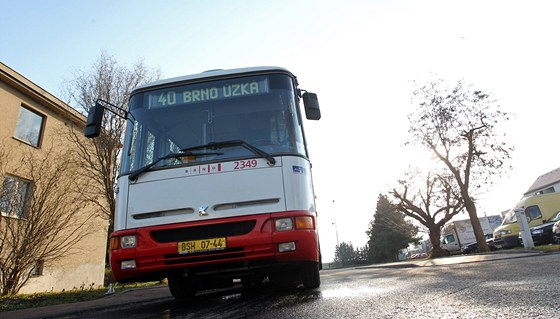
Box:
121;73;306;174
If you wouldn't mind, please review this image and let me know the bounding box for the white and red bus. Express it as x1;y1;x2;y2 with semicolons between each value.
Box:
85;67;321;299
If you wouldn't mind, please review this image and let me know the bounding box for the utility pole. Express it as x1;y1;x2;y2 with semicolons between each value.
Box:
332;199;339;247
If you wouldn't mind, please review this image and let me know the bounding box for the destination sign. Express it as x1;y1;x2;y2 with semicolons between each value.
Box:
147;77;269;109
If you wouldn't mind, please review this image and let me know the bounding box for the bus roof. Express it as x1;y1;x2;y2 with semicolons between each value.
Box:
132;66;294;93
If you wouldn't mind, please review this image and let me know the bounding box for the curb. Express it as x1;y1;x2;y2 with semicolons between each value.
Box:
2;285;173;319
356;250;548;270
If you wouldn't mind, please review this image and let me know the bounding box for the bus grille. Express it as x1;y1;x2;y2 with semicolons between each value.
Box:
164;247;246;265
150;220;256;243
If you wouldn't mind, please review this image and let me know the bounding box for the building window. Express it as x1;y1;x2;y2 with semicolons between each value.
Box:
31;260;44;277
0;175;32;219
14;106;45;147
536;187;555;195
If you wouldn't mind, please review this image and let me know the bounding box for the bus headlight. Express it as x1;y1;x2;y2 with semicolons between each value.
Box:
275;218;294;231
120;235;137;249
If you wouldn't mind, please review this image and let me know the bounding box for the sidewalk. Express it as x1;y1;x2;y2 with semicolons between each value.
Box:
3;250;551;319
2;285;173;319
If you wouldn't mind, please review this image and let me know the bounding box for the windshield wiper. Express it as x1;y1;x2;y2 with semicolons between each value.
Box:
181;140;276;166
129;150;223;182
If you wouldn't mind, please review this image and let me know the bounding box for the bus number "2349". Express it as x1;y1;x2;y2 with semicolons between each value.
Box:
234;159;258;170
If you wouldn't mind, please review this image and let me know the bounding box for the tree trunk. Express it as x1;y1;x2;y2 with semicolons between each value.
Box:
464;197;490;252
427;227;449;258
3;277;16;296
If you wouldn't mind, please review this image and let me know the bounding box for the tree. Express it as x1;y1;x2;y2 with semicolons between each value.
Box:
407;78;513;252
333;242;358;266
390;169;464;258
62;52;161;243
366;194;418;263
0;140;94;296
355;244;369;264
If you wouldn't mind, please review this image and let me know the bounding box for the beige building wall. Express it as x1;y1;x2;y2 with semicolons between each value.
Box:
0;62;108;294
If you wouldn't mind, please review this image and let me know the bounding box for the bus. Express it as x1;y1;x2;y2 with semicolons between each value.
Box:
84;67;322;299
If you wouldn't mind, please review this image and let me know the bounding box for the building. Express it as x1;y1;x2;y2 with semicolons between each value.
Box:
524;167;560;196
0;61;107;294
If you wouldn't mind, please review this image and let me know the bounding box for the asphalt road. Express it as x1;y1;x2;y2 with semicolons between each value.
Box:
8;252;560;319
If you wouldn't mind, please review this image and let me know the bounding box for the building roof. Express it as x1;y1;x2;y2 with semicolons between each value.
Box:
524;167;560;195
0;61;85;125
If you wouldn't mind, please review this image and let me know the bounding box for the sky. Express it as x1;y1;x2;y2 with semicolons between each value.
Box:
2;0;560;262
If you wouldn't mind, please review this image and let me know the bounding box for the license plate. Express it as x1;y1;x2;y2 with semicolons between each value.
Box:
178;237;226;254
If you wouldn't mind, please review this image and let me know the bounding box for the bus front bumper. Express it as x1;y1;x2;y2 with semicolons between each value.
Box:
109;211;319;283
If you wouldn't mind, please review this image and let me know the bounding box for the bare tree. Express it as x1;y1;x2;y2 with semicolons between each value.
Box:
63;52;161;232
0;141;95;296
407;78;513;252
390;168;464;258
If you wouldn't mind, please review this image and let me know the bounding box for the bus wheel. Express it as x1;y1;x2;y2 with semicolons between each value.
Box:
168;272;197;300
301;262;320;289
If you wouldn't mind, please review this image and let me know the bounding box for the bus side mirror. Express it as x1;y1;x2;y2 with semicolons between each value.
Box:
303;92;321;120
84;102;105;138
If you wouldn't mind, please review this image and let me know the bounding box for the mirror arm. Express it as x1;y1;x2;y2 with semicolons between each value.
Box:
84;99;132;138
95;99;132;121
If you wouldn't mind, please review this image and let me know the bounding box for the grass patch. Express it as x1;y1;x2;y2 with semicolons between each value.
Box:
509;244;560;253
532;244;560;252
0;282;163;312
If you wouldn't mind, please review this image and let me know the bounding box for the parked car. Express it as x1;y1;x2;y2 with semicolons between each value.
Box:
553;220;560;244
409;253;428;260
519;211;560;246
461;234;496;254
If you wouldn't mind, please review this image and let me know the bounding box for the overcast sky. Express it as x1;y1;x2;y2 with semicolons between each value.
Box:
2;0;559;262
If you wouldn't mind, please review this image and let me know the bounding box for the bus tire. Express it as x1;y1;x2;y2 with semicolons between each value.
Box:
301;262;320;289
167;272;197;300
